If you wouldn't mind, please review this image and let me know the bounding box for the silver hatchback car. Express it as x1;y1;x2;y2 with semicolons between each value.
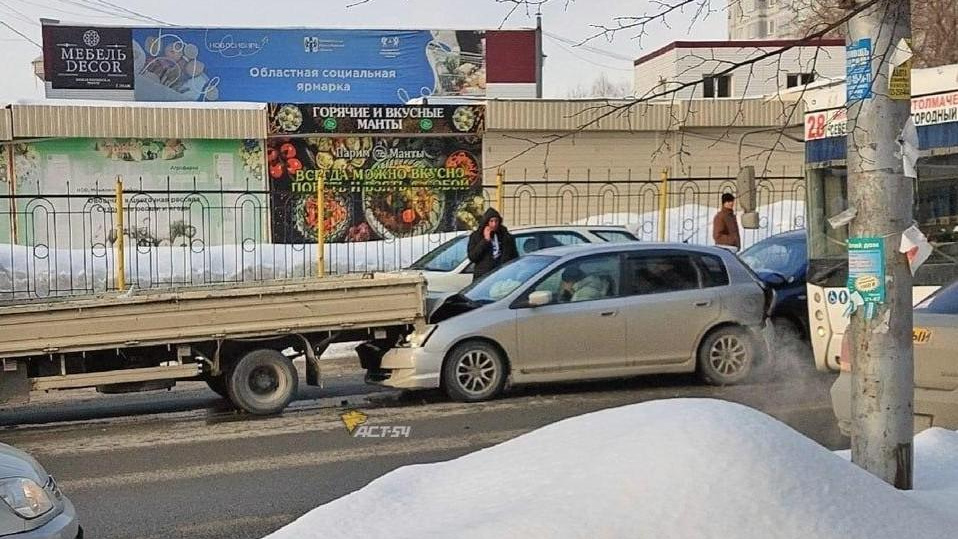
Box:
368;243;772;401
0;443;80;538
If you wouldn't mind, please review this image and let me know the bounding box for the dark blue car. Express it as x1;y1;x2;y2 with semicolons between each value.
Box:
740;230;808;339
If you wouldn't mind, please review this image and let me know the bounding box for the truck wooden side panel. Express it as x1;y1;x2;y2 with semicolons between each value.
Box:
0;273;426;358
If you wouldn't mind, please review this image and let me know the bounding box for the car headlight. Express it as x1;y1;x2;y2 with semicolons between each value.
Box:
0;477;54;519
407;326;437;348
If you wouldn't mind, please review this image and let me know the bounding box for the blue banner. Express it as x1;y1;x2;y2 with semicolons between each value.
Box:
846;38;872;102
130;28;488;103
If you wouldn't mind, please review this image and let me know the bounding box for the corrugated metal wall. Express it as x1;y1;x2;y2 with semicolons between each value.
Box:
485;99;803;132
0;108;11;141
10;104;266;140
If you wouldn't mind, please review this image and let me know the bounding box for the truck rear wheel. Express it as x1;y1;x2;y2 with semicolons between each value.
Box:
226;349;298;415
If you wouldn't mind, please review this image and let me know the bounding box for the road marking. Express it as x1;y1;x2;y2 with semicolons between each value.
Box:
8;395;562;456
6;375;837;458
130;513;298;539
59;429;527;491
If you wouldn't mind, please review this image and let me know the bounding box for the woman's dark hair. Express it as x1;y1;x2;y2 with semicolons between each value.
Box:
721;193;736;204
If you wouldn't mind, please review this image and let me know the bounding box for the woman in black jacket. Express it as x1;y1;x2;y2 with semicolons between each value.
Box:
467;208;518;281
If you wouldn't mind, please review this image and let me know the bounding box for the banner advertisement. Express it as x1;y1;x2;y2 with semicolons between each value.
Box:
42;23;535;103
805;89;958;141
267;126;484;244
42;25;134;92
11;138;267;248
269;104;485;136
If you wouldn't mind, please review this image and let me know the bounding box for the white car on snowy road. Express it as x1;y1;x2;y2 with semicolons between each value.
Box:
406;225;639;295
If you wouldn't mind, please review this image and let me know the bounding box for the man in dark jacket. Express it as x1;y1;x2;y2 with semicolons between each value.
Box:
712;193;741;251
467;208;518;281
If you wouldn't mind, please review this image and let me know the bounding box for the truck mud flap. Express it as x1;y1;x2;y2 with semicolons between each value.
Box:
306;354;321;387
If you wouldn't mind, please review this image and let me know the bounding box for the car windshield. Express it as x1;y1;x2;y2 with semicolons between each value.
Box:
917;280;958;314
408;235;468;272
592;230;638;243
462;255;557;304
740;237;806;278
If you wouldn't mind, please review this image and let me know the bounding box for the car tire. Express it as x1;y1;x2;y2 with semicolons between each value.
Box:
697;326;755;386
442;341;507;402
204;375;230;399
226;349;298;415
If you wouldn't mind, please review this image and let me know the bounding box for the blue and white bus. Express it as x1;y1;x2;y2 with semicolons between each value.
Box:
804;65;958;371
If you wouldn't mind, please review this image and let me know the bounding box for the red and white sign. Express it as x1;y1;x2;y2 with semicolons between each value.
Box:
805;89;958;140
912;90;958;127
805;108;847;141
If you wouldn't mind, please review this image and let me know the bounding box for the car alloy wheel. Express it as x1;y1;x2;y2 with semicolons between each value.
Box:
708;335;748;376
443;340;507;402
456;350;498;395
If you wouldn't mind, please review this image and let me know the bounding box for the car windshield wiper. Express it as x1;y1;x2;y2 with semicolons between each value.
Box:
810;260;847;282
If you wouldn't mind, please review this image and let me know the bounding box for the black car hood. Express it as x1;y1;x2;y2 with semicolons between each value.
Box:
428;292;483;324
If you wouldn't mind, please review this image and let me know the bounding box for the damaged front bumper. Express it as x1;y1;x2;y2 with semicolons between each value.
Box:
359;342;442;390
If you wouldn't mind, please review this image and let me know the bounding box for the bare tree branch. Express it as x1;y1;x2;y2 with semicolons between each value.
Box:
486;0;883;171
795;0;957;67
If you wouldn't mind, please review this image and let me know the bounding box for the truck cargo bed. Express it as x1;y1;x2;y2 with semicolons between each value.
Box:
0;273;426;359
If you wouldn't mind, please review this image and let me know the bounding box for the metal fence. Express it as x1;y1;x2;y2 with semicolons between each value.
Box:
0;179;494;300
500;168;806;245
0;170;806;300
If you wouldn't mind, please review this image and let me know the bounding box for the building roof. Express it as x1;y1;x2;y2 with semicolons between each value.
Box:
7;101;267;140
634;39;846;66
485;98;802;131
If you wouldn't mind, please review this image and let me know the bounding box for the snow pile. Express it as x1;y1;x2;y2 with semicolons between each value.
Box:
576;201;806;248
836;427;958;521
0;233;463;299
265;399;956;539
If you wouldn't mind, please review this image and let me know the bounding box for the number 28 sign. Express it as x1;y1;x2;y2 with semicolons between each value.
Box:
805;109;848;141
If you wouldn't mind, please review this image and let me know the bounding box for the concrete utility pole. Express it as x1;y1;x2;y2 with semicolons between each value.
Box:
846;0;914;489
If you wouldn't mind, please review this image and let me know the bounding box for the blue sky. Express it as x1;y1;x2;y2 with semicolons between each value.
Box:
0;0;727;101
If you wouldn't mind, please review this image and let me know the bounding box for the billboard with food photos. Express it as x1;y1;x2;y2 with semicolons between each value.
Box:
267;104;485;244
42;23;536;103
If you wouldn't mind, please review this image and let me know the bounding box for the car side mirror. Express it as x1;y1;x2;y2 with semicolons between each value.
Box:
760;272;788;288
528;290;553;307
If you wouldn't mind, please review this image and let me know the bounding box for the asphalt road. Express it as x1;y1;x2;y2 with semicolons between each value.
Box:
0;355;845;539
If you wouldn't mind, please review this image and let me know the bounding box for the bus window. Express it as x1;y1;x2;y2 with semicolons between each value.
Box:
807;168;849;264
914;155;958;285
807;158;958;288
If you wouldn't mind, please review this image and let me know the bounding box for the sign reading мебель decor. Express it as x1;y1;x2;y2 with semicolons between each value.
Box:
41;22;538;103
41;25;134;97
267;104;485;244
8;139;267;249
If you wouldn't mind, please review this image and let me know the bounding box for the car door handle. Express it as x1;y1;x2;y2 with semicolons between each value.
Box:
600;310;618;317
693;300;712;308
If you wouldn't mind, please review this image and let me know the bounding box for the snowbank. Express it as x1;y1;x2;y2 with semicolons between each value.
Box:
0;233;463;299
836;427;958;522
266;399;957;539
577;201;806;248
